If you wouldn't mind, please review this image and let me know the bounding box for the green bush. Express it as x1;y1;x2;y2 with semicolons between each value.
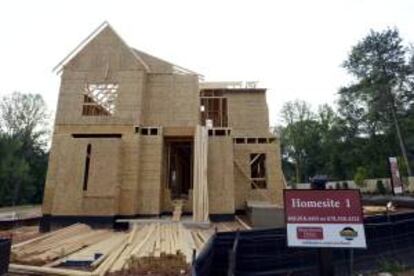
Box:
354;167;368;187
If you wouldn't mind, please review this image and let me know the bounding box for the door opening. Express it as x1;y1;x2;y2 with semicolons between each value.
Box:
166;140;193;199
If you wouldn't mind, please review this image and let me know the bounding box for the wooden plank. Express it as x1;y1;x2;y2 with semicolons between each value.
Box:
10;264;92;276
235;216;251;230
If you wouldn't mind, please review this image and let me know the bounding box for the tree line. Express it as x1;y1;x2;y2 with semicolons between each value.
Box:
279;28;414;184
0;92;49;206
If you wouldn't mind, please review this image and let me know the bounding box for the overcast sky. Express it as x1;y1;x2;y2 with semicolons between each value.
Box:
1;0;413;125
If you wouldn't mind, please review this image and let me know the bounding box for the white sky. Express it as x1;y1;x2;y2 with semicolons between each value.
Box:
0;0;413;126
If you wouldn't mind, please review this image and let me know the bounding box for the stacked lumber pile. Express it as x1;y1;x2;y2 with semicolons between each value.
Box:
101;222;196;274
191;229;213;251
11;223;111;266
9;219;250;275
0;225;40;244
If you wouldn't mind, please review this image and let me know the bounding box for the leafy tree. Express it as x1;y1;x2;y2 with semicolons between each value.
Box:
280;100;321;183
341;28;413;176
0;92;49;206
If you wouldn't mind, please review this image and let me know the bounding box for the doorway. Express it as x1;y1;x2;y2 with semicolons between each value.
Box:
165;139;193;199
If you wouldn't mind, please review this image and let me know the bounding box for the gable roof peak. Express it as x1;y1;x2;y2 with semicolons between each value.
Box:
53;21;150;74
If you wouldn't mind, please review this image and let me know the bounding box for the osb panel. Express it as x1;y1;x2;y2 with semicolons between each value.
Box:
42;134;65;214
54;125;134;134
45;135;122;216
233;142;284;210
163;127;195;137
143;74;199;127
66;26;146;72
118;134;141;215
137;136;164;214
207;137;235;214
55;70;146;126
82;197;117;216
133;49;174;74
81;138;121;216
48;135;87;215
226;91;270;137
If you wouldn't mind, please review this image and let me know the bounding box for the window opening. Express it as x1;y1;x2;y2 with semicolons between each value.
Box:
82;82;119;116
83;144;92;191
250;153;266;189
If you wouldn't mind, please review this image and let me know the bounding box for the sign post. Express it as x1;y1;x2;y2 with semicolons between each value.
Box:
389;157;403;195
284;189;366;275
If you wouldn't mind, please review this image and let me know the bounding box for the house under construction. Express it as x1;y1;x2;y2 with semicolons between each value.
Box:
40;22;283;230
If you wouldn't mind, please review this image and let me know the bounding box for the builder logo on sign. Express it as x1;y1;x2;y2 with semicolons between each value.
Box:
339;227;358;241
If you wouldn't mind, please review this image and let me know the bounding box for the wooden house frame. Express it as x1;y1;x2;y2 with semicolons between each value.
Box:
40;22;284;230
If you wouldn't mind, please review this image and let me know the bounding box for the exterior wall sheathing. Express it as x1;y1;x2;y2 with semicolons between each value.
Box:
41;25;284;229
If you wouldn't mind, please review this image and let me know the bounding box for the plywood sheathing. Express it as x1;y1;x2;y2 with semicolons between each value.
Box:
207;135;235;214
233;142;283;210
44;135;121;216
225;90;270;137
56;70;146;126
43;22;285;221
142;74;199;127
138;134;164;215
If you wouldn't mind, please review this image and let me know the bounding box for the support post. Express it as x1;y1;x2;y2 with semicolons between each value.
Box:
318;248;334;276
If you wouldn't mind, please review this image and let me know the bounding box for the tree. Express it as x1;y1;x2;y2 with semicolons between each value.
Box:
0;92;50;206
341;28;413;176
280;100;320;183
0;92;49;143
0;135;29;206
